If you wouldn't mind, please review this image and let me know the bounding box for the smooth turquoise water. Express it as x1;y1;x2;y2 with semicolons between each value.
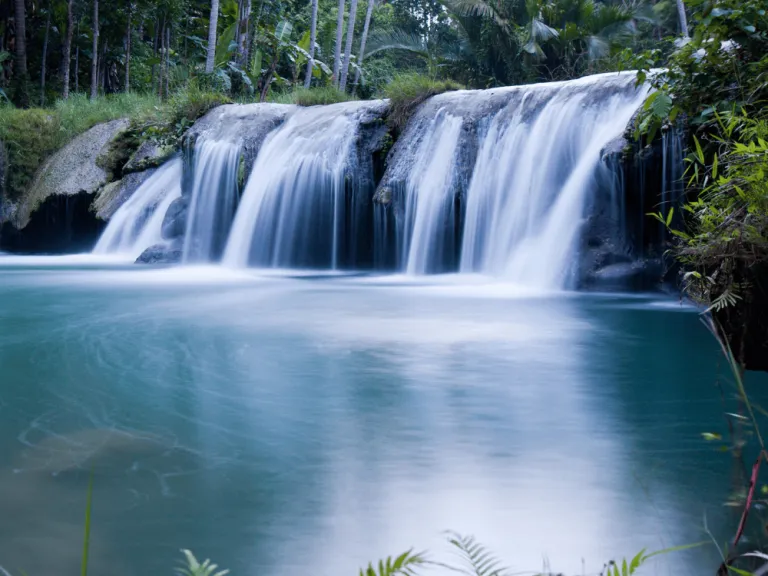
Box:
0;258;765;575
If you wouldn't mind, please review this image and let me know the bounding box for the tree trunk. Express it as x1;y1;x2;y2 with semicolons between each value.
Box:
352;0;374;92
206;0;220;73
99;38;107;94
151;21;159;93
303;0;319;89
75;19;80;94
61;0;74;98
13;0;27;80
676;0;688;37
339;0;358;91
332;0;345;86
124;3;132;91
165;26;170;97
240;0;252;64
158;21;165;98
40;7;51;105
90;0;99;100
259;49;278;102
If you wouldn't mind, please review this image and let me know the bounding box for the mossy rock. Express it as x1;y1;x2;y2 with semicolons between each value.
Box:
13;119;129;229
123;141;176;174
92;168;158;220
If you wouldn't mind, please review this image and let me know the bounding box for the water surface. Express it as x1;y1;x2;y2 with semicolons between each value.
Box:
0;259;763;575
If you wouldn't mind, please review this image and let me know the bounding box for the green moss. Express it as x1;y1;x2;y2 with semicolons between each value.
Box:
96;127;143;181
381;73;463;131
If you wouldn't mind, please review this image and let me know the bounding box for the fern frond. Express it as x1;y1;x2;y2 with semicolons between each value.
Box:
447;533;509;576
176;550;230;576
359;549;427;576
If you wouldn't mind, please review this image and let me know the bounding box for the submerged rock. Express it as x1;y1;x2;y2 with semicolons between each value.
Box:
12;119;129;229
136;240;182;264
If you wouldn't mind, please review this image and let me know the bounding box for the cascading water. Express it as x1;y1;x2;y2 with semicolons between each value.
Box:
400;110;463;275
377;72;649;288
223;101;386;269
93;159;182;259
182;139;242;263
179;103;294;263
461;75;648;288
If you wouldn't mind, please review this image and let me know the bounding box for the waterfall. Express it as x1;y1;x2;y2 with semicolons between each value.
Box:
93;159;182;259
223;101;386;269
182;139;242;263
377;71;648;287
401;110;463;275
461;76;647;288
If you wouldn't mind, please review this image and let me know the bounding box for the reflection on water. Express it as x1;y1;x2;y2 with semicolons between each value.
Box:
0;260;765;575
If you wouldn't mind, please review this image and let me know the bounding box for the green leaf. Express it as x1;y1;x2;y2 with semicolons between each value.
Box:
693;135;705;164
81;469;94;576
215;23;237;66
702;432;722;440
275;20;293;42
666;207;674;226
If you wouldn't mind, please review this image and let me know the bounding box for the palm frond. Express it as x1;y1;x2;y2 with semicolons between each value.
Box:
440;0;510;30
447;532;509;576
364;30;430;58
359;549;428;576
531;18;559;43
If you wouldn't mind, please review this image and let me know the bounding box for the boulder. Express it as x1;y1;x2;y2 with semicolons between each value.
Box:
92;168;158;220
136;240;183;264
12;119;129;229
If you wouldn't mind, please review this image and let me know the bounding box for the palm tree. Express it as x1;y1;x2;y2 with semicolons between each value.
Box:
339;0;359;90
352;0;375;91
62;0;74;98
304;0;319;88
332;0;346;85
13;0;28;77
206;0;220;73
90;0;99;99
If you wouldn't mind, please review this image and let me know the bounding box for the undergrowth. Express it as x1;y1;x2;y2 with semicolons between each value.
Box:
381;73;463;131
268;87;352;106
0;85;230;201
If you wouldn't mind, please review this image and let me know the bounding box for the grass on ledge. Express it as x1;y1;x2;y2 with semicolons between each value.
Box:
268;87;353;106
382;73;463;131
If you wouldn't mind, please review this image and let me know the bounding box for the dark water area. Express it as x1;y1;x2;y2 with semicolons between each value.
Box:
0;257;766;575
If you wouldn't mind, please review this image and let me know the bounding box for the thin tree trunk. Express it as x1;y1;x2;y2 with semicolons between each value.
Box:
75;19;80;94
90;0;99;99
332;0;345;86
303;0;318;88
235;0;243;58
62;0;74;98
158;21;165;98
240;0;251;64
13;0;27;76
206;0;220;73
352;0;374;91
676;0;688;37
124;3;132;91
40;7;51;105
259;50;278;102
151;21;159;93
339;0;358;91
165;26;170;97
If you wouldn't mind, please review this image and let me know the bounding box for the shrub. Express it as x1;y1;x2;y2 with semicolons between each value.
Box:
268;87;353;106
381;73;463;131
